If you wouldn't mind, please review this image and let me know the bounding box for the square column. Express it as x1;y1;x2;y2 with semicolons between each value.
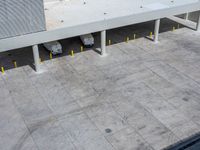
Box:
184;13;189;20
154;19;160;43
101;30;106;56
32;45;40;72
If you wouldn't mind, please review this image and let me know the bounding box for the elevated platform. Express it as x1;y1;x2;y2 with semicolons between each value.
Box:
44;0;199;30
0;0;200;52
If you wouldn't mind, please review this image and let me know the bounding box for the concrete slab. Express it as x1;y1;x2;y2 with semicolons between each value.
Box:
106;127;154;150
30;121;76;150
44;0;199;31
59;112;114;149
1;24;200;150
77;94;115;118
91;110;129;136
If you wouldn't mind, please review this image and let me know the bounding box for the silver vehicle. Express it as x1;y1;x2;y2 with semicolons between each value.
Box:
43;41;62;55
80;34;94;47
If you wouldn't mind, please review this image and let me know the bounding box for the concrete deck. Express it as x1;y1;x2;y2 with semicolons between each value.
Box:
44;0;198;30
1;0;200;51
1;25;200;150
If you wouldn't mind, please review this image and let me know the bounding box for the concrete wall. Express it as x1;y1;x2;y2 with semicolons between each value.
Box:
0;0;46;39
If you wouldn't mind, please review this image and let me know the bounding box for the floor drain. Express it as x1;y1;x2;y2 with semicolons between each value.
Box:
182;97;189;102
105;128;112;133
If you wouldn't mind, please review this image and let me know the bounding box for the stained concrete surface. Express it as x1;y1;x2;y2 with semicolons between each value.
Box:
1;19;200;150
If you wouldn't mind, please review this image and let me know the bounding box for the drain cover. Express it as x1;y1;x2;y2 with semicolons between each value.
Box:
105;128;112;133
182;97;189;102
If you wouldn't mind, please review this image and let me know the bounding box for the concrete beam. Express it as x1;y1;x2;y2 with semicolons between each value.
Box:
101;30;106;56
32;45;40;72
154;19;160;43
168;16;196;30
197;12;200;31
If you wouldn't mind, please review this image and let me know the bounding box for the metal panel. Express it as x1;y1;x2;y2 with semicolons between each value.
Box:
0;0;9;38
0;0;46;39
26;0;46;33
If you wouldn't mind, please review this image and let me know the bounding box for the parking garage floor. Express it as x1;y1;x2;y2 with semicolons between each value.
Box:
1;20;200;150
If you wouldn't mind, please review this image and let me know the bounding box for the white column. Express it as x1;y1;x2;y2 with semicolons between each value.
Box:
197;12;200;31
184;13;189;20
101;30;106;56
154;19;160;43
32;45;40;72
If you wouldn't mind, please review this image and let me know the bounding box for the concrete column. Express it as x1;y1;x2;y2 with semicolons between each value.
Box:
154;19;160;43
184;13;189;20
196;12;200;31
101;30;106;56
32;45;40;72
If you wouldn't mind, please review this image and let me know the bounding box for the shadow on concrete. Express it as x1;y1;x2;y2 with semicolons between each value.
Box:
165;132;200;150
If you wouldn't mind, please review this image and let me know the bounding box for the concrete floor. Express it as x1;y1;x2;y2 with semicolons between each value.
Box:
1;20;200;150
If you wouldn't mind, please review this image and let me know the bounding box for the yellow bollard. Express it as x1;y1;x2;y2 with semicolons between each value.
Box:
49;53;53;59
172;26;175;31
13;61;17;68
81;46;84;52
1;67;4;74
133;34;136;40
71;50;74;57
150;32;153;38
126;37;129;43
108;40;111;45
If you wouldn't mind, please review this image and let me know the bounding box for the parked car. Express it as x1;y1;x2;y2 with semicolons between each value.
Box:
43;41;62;55
80;34;94;47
